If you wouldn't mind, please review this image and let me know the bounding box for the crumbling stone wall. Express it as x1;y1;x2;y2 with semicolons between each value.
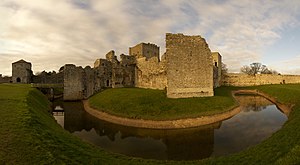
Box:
64;65;97;101
222;73;300;86
119;54;136;87
166;33;214;98
32;71;63;84
212;52;222;87
64;50;138;100
63;33;222;100
63;64;85;100
94;58;112;89
129;43;160;60
83;66;95;99
94;51;135;89
135;56;167;90
0;74;12;83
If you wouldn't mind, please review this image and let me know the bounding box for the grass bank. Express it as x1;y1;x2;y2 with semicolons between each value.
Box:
1;84;300;164
88;87;238;120
0;84;150;164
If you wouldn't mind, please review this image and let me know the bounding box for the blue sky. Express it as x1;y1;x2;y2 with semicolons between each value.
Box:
1;0;300;76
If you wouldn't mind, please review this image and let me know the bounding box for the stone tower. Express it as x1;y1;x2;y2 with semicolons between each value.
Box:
129;43;160;60
212;52;222;87
12;59;32;83
166;33;214;98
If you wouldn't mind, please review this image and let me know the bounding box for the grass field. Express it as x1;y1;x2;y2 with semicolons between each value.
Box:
88;87;238;120
1;83;300;164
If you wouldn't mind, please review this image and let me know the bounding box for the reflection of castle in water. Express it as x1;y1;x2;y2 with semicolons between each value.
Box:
235;95;274;112
59;101;220;160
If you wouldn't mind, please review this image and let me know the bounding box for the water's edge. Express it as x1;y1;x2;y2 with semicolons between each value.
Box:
82;89;291;129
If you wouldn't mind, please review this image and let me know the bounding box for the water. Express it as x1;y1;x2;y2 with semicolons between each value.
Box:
52;95;288;160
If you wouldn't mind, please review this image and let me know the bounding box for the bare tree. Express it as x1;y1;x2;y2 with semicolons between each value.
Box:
241;62;279;75
221;62;228;74
241;65;254;75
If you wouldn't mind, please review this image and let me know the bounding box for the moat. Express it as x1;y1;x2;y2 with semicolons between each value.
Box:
53;95;287;160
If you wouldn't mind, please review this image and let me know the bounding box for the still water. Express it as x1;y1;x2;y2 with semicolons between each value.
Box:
53;95;287;160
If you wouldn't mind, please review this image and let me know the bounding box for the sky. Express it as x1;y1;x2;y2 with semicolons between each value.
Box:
1;0;300;76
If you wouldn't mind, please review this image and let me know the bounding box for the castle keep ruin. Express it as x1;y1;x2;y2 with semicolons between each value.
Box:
63;33;222;100
166;33;214;98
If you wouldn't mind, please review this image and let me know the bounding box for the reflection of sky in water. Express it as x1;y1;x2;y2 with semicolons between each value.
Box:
53;95;288;160
55;116;64;126
213;104;287;156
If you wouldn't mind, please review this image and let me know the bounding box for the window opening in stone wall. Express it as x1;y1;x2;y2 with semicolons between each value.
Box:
215;62;218;67
106;80;110;87
16;77;21;82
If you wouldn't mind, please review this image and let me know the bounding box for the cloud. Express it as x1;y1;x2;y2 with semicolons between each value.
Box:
0;0;300;75
268;54;300;74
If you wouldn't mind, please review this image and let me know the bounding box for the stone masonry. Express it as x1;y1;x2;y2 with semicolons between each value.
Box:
222;73;300;86
166;33;214;98
63;33;222;100
12;59;33;83
64;51;136;100
212;52;222;87
129;43;160;60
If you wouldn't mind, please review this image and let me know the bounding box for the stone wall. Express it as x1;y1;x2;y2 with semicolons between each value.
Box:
32;71;63;84
212;52;222;87
94;58;112;89
0;75;12;83
63;33;222;100
83;66;95;99
129;43;159;60
63;65;96;101
119;54;136;87
64;51;137;100
166;33;214;98
135;56;167;90
222;73;300;86
64;64;85;100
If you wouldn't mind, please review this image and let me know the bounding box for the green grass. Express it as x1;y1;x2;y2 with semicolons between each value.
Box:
1;84;300;164
89;87;238;120
0;84;147;164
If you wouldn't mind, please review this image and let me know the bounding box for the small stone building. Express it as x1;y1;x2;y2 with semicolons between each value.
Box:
12;59;32;83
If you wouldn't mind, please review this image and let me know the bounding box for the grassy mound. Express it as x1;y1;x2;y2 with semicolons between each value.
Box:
88;87;238;120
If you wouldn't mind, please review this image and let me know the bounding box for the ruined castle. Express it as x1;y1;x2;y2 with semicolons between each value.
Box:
8;33;300;100
63;33;222;100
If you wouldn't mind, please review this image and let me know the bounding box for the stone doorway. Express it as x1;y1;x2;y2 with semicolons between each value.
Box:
16;77;21;83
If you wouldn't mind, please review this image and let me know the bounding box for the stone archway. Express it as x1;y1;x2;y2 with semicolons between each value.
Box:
16;77;21;83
